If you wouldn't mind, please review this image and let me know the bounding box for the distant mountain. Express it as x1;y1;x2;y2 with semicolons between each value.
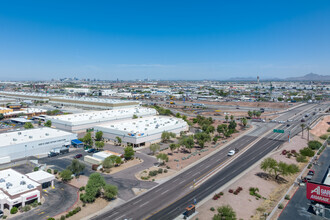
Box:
285;73;330;81
227;77;256;81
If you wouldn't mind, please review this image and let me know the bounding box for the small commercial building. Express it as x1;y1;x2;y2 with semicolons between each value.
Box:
0;169;42;211
94;116;189;147
47;107;157;132
0;127;77;163
84;150;123;165
26;170;55;189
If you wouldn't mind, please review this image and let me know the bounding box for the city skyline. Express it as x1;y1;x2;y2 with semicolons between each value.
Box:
0;0;330;80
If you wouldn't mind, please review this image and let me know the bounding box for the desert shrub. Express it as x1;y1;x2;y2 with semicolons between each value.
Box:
60;216;66;220
164;169;168;173
291;150;297;154
22;205;31;212
158;168;163;174
2;216;7;219
47;169;52;174
79;186;85;191
285;194;290;200
278;203;284;209
210;207;215;211
296;154;307;163
228;189;233;193
308;163;312;169
320;134;328;140
281;150;287;155
149;170;158;177
34;167;39;171
10;207;18;214
300;147;315;157
220;192;224;196
308;140;322;150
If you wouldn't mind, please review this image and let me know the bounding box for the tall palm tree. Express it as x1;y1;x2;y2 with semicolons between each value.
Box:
301;124;305;138
306;126;311;142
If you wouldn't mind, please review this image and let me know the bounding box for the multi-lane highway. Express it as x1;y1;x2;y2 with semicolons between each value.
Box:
92;103;329;220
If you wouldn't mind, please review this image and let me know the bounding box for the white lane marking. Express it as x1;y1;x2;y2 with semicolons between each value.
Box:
139;201;150;207
161;189;169;195
132;199;141;205
154;188;162;193
179;180;186;184
116;214;125;220
172;178;179;183
192;172;200;177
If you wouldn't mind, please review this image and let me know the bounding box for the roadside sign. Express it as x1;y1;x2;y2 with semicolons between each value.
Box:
273;129;284;133
306;182;330;205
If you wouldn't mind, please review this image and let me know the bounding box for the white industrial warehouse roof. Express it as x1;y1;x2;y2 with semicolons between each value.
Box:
47;107;157;125
0;169;40;196
0;127;74;147
0;91;58;97
53;96;138;104
95;116;188;137
26;170;55;183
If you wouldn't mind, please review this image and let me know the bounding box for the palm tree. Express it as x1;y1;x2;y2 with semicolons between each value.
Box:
301;124;305;138
306;126;311;142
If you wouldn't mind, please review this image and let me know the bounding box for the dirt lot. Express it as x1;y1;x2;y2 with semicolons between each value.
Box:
99;158;143;175
68;175;89;189
310;115;330;137
195;134;310;220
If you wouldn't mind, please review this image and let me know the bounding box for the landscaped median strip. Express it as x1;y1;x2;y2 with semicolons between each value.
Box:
190;125;281;189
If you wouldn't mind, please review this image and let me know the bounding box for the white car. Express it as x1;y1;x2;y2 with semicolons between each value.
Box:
228;150;236;156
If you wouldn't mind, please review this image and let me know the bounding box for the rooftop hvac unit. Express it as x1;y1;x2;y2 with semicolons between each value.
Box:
45;133;49;136
18;132;21;135
29;136;33;139
20;181;26;185
27;184;34;189
6;182;12;189
0;178;5;183
13;138;17;141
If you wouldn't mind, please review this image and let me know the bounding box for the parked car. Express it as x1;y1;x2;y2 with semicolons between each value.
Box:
308;169;315;176
74;154;83;159
87;148;99;153
301;118;306;122
227;150;236;156
303;175;313;183
48;152;59;158
0;210;3;218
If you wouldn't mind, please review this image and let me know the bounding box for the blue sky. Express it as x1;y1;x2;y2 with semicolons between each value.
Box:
0;0;330;80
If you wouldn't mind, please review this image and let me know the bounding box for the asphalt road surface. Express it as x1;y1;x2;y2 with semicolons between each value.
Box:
92;103;329;220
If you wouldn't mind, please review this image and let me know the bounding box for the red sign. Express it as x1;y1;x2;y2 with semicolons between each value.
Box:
306;182;330;205
26;195;37;201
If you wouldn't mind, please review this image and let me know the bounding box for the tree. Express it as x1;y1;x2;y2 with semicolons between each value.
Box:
255;111;261;118
132;114;138;119
103;184;118;200
60;169;72;182
102;157;114;169
44;120;52;127
261;158;299;180
169;143;179;152
0;113;4;120
95;131;103;141
115;136;122;145
81;173;106;203
179;135;194;152
225;115;229;123
228;120;237;130
24;122;34;129
248;110;253;118
124;146;134;160
95;141;105;150
67;159;85;176
241;118;248;127
194;132;211;148
81;132;93;146
175;112;181;118
156;153;169;164
149;143;160;155
161;131;171;143
230;115;234;121
206;125;215;134
301;124;305;138
213;205;236;220
217;124;228;137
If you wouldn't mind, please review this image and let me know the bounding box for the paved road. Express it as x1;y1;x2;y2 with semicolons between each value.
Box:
92;103;328;220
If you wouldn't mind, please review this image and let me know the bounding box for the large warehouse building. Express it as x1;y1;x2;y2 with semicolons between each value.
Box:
0;127;77;163
46;107;157;132
94;116;189;147
0;91;140;109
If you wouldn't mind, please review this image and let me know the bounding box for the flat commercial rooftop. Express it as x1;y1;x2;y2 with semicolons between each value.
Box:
0;169;40;197
0;127;74;147
47;107;157;126
0;91;58;98
51;96;138;104
95;116;188;137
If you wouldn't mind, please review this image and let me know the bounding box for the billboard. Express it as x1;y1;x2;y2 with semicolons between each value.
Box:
306;182;330;205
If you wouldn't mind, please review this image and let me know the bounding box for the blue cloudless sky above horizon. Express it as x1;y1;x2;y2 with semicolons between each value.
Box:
0;0;330;80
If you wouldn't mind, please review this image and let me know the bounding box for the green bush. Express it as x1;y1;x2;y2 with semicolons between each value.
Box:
10;207;18;214
54;169;58;174
308;140;322;150
296;154;307;163
285;194;290;200
60;215;66;220
164;169;168;173
300;147;315;157
34;167;39;171
308;163;312;169
149;170;158;177
47;218;55;220
210;207;215;211
47;169;52;174
79;186;85;191
2;215;7;219
38;202;41;205
320;134;328;140
158;168;163;174
278;203;284;209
